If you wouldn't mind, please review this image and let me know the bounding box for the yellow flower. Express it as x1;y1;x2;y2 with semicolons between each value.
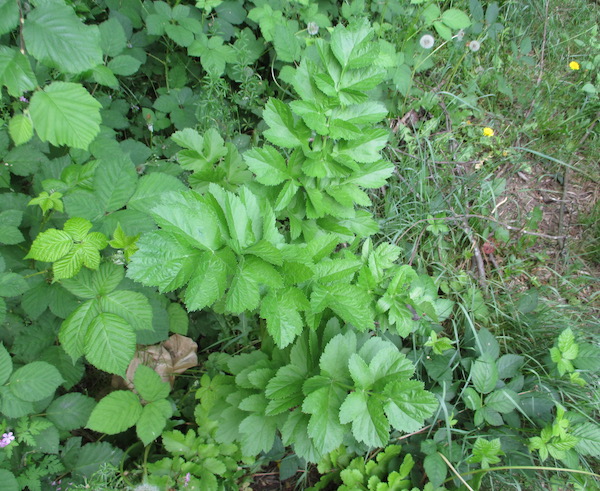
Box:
569;61;580;70
483;127;494;137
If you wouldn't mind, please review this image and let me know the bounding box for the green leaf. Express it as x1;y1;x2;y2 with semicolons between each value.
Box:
263;98;310;149
27;228;73;262
273;22;301;62
73;441;124;478
99;290;153;333
0;272;28;297
261;288;306;348
46;393;96;431
225;262;260;314
9;361;63;402
128;173;187;212
133;365;170;402
136;399;172;445
29;82;102;150
98;18;127;57
302;380;347;455
441;8;471;29
572;423;600;457
484;389;519;414
383;380;438;433
0;343;13;385
188;34;236;76
472;355;499;394
467;438;505;468
331;19;376;69
86;391;143;434
127;230;200;292
0;0;19;35
0;46;37;97
424;453;447;488
107;55;142;76
244;146;290;185
557;328;578;360
94;154;138;212
336;129;388;163
8;114;34;146
59;299;101;361
311;283;374;330
339;391;389;447
24;3;102;73
83;313;136;376
0;470;18;491
497;354;524;379
184;251;230;311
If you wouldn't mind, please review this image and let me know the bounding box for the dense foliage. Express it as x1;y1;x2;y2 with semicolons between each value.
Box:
0;0;598;490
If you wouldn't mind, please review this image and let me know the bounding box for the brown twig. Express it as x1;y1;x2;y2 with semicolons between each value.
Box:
459;215;487;290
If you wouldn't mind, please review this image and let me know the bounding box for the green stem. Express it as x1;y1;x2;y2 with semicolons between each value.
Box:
443;465;600;485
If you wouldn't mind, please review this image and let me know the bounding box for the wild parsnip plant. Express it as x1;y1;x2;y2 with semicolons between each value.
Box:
0;0;598;489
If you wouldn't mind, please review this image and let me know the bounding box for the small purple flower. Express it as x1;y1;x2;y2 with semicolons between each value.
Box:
0;432;15;447
19;96;29;103
184;472;191;487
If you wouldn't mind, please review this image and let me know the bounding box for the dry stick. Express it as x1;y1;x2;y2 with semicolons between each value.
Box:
437;452;475;491
557;114;600;252
459;215;488;290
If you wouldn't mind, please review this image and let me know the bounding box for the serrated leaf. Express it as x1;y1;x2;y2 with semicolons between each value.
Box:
311;283;374;331
383;380;437;433
8;114;33;146
27;228;73;262
472;355;499;394
86;390;142;434
136;399;172;445
94;154;138;212
261;288;305;348
263;98;309;148
331;19;376;69
107;55;142;76
73;441;124;477
441;8;471;29
184;251;230;311
24;3;102;73
59;299;100;361
424;453;447;488
99;290;153;332
572;423;600;457
127;230;200;292
497;354;524;379
0;46;37;97
46;393;96;431
0;343;13;385
244;145;290;185
339;391;389;447
98;18;127;57
225;262;260;314
9;361;63;402
239;413;279;455
0;272;28;297
557;328;578;360
0;0;19;35
128;173;186;212
29;82;102;150
83;313;136;376
273;22;301;62
133;365;170;402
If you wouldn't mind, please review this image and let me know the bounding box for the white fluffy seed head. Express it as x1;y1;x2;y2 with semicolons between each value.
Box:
468;40;481;52
419;34;435;49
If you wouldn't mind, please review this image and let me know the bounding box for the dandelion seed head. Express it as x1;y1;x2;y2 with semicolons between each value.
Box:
307;22;319;36
468;40;481;52
419;34;435;49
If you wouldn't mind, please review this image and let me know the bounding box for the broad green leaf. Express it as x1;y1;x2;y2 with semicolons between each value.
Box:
331;102;387;126
0;272;28;297
24;3;102;73
265;365;305;415
0;0;19;35
151;191;223;251
62;263;123;299
497;354;524;379
27;228;73;262
136;399;172;445
94;154;138;212
239;413;279;455
167;302;189;335
273;21;301;62
9;361;63;402
0;343;12;385
336;128;388;163
339;391;389;447
476;328;500;360
29;82;102;150
83;313;136;376
441;8;471;29
127;230;200;292
185;251;230;311
320;332;356;380
72;441;124;478
331;19;376;69
261;288;305;349
302;380;347;455
128;173;186;212
424;453;447;488
86;390;143;434
484;389;519;414
472;354;499;394
8;114;33;146
383;380;438;433
573;343;600;371
225;262;260;314
263;98;310;148
0;46;37;97
133;365;170;403
99;290;153;332
311;283;374;331
98;18;127;57
244;146;290;185
0;470;17;491
46;393;96;431
188;34;236;76
107;55;142;76
0;385;33;418
467;438;504;469
59;299;101;361
557;328;578;360
572;423;600;457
